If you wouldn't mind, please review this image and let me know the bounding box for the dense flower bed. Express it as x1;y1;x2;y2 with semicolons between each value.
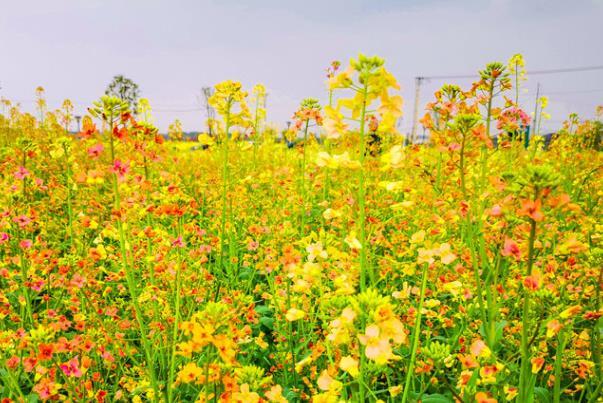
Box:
0;55;601;402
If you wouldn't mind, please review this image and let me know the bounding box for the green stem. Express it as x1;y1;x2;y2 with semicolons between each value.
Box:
168;220;184;403
108;115;160;401
63;143;74;249
459;131;467;198
553;329;569;403
519;191;538;402
218;101;232;285
19;252;34;326
401;263;429;403
300;119;309;235
358;82;369;291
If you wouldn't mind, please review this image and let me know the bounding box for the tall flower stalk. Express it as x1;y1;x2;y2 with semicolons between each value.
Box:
515;165;558;402
324;54;403;291
401;262;429;403
292;98;322;235
89;96;161;401
251;84;267;170
208;81;250;291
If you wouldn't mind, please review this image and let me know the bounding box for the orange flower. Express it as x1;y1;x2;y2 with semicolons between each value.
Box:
546;320;562;338
37;343;54;361
475;391;497;403
518;199;544;222
523;271;541;291
458;354;479;369
560;305;582;319
531;357;545;374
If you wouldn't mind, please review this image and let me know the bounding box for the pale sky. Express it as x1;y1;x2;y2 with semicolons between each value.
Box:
1;0;602;133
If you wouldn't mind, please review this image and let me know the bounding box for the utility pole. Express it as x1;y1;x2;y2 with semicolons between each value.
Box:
410;76;424;144
201;87;215;137
75;115;82;133
531;82;541;144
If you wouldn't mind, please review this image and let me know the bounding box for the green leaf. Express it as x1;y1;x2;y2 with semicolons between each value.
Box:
421;393;453;403
534;386;551;402
260;316;274;330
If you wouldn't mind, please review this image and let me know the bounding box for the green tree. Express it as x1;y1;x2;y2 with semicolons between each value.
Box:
105;75;140;113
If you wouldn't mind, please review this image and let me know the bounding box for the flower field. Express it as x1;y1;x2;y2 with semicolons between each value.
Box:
0;55;601;402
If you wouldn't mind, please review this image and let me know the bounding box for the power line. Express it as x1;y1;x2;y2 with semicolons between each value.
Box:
418;64;603;80
154;107;202;113
543;88;603;95
409;64;603;142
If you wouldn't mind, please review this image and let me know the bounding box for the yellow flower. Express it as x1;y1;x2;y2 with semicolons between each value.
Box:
255;333;269;350
358;324;397;365
379;181;405;193
344;232;362;250
389;385;402;397
316;151;360;169
417;248;435;265
295;355;313;373
317;370;342;392
322;106;348;139
176;362;203;384
557;237;588;255
470;339;491;359
306;242;328;261
377;94;403;120
323;208;342;220
437;243;457;265
265;385;288;403
232;384;260;403
285;308;306;322
381;145;404;169
197;133;215;146
328;66;353;90
443;281;463;297
390;200;414;211
410;230;426;245
316;151;333;168
507;53;526;78
339;356;359;378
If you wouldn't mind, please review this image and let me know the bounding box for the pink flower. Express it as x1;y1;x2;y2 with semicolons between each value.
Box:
501;238;521;261
19;239;33;249
70;273;86;289
0;232;9;243
87;143;104;158
172;235;185;248
110;159;130;179
489;204;503;217
13;215;31;228
60;356;83;378
14;166;30;180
